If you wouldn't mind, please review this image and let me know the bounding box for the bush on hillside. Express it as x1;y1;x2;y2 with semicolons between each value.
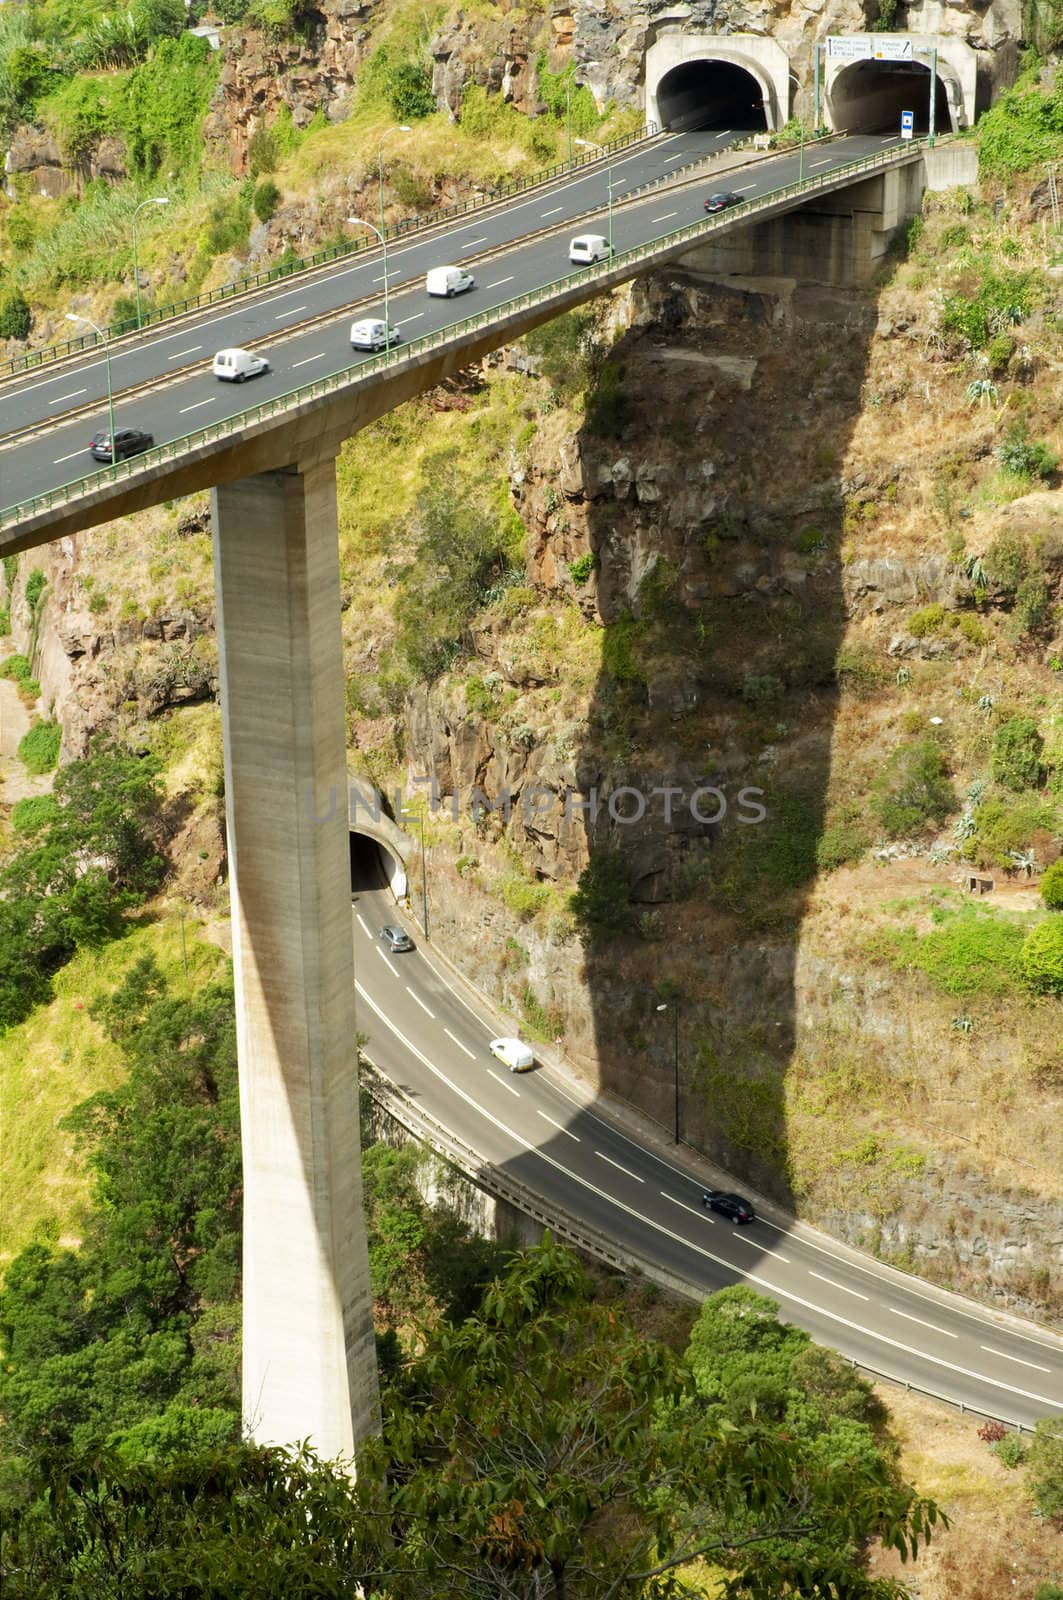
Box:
992;716;1044;791
1041;859;1063;910
252;178;280;223
571;848;637;938
871;739;956;837
969;796;1057;868
1019;918;1063;992
0;289;31;340
18;720;60;774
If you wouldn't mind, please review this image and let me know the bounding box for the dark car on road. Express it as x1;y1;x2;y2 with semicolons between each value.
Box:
90;427;154;462
703;192;744;214
702;1189;756;1223
379;925;414;953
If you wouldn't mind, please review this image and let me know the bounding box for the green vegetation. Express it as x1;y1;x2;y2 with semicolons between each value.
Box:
392;452;524;679
712;789;822;924
907;602;947;637
1025;1415;1063;1522
252;177;280;223
1041;859;1063;909
0;288;31;340
940;269;1040;351
871;739;956;837
969;794;1058;868
16;720;60;774
10;795;58;834
0;737;165;1030
873;904;1030;997
536;58;597;139
1;653;39;698
976;74;1063;177
571;848;637;938
992;715;1045;791
1;1245;941;1596
568;551;595;585
0;953;242;1474
995;422;1057;481
816;813;871;872
1019;917;1063;992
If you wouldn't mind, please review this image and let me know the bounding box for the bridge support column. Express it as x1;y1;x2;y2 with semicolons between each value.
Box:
212;457;378;1462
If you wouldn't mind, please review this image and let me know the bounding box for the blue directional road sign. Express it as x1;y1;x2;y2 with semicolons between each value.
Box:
901;109;915;140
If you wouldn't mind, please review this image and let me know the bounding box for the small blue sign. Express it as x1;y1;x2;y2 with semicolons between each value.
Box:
900;109;915;140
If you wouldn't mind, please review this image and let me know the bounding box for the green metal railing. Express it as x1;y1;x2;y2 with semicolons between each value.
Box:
0;121;659;382
1;137;930;533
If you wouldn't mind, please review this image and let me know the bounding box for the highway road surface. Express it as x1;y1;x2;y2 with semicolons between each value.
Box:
351;868;1063;1430
1;131;905;512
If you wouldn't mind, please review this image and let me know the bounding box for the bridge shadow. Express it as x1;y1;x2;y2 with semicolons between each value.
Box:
555;262;880;1219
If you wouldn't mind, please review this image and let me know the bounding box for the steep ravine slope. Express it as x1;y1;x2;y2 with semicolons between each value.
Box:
5;184;1062;1327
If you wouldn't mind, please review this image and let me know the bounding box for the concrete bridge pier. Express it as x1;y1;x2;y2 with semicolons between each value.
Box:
212;457;379;1462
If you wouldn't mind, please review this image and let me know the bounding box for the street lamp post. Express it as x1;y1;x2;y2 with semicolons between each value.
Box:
655;1001;680;1144
607;168;617;255
131;196;169;329
376;125;411;353
65;312;115;476
346;215;392;354
402;808;429;939
566;75;573;168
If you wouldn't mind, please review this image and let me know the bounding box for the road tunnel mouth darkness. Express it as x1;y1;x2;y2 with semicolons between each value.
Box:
656;60;769;133
830;61;952;134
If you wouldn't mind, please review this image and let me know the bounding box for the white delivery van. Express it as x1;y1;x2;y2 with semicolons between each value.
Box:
568;233;612;265
425;265;475;297
488;1037;535;1073
212;347;270;382
350;318;402;351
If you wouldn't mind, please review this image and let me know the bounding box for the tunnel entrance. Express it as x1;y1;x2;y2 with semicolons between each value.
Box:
655;59;770;132
829;60;953;134
349;829;406;899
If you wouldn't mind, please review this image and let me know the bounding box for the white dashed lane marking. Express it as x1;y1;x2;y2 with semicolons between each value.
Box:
596;1151;643;1183
443;1027;476;1060
537;1109;580;1142
808;1270;869;1302
981;1346;1052;1374
487;1069;520;1097
890;1308;958;1339
405;987;435;1019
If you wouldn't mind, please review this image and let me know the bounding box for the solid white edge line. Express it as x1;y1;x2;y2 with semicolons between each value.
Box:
596;1151;644;1183
537;1109;580;1141
809;1270;870;1302
487;1068;520;1097
443;1027;477;1060
405;986;435;1019
354;983;1062;1413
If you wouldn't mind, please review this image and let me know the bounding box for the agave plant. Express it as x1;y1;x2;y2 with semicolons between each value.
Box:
965;377;998;408
1006;848;1038;877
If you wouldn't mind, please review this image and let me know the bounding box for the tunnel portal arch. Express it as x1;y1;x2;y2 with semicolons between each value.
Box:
348;777;409;901
823;36;974;133
646;34;790;133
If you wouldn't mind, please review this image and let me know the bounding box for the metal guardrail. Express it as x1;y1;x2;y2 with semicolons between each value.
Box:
0;136;930;532
0;121;659;382
363;1062;1037;1431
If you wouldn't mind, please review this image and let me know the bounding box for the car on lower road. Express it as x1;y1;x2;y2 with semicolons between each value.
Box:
379;925;414;953
350;318;402;351
89;426;154;462
704;191;744;214
702;1189;756;1223
488;1037;535;1072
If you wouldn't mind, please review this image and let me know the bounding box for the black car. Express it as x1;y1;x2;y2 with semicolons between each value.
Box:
379;925;414;953
89;427;154;462
702;1190;756;1223
703;191;744;214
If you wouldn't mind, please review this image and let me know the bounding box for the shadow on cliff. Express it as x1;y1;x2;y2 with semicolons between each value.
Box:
556;266;882;1217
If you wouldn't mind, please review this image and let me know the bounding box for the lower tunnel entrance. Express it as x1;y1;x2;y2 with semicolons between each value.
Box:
656;59;770;132
829;60;952;134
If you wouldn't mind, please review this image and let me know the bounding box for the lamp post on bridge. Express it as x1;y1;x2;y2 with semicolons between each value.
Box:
65;312;115;478
131;195;169;329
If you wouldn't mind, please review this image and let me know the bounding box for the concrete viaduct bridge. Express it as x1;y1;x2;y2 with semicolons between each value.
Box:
1;122;973;1467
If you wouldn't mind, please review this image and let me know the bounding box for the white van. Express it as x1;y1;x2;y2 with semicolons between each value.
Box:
568;233;612;265
426;265;475;298
350;318;402;351
488;1037;535;1073
212;347;270;382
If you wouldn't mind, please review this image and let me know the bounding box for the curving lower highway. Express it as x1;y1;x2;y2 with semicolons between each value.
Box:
351;860;1063;1429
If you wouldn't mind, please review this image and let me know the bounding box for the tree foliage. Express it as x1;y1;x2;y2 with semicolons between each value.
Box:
992;715;1045;791
0;956;243;1477
2;1244;941;1598
1019;917;1063;992
872;739;956;837
1041;859;1063;910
